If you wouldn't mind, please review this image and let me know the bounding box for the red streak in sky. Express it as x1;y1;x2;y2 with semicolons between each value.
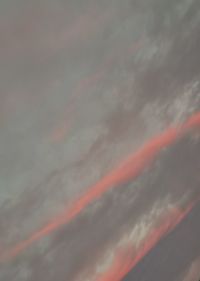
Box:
1;112;200;261
95;200;198;281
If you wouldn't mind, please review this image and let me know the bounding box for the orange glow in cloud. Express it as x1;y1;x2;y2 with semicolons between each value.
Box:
1;111;200;262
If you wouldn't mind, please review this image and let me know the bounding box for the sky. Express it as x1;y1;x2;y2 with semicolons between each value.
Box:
0;0;200;280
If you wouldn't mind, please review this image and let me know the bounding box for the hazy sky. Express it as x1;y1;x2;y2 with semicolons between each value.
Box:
0;0;200;280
